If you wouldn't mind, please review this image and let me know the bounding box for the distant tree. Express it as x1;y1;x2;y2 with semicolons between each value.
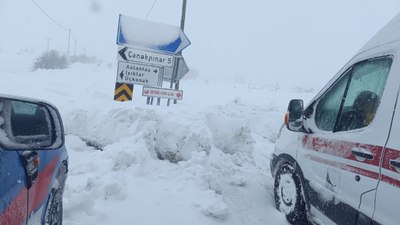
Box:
33;50;69;70
69;54;98;64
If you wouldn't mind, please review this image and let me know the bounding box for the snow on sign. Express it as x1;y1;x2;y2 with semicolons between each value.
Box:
116;14;190;54
117;61;161;87
142;86;183;100
118;46;174;68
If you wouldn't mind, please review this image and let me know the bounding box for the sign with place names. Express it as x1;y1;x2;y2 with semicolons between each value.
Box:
117;61;161;87
142;86;183;100
116;14;191;54
163;57;190;81
118;46;174;68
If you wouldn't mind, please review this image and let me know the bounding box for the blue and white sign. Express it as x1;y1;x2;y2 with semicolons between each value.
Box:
116;14;191;54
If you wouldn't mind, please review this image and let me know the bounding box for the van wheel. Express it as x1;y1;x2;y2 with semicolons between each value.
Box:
45;189;63;225
274;163;307;224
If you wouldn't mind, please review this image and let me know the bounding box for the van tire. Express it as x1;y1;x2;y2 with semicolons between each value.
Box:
274;163;307;224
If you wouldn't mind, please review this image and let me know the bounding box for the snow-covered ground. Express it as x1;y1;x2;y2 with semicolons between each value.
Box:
0;52;317;224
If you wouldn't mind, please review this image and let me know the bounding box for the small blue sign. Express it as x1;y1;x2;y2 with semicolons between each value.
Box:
116;14;190;55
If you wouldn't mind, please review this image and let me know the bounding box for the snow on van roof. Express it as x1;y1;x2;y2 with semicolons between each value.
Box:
358;12;400;54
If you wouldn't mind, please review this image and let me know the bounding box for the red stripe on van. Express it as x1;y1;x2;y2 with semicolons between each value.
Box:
306;154;380;180
303;135;400;188
303;135;382;167
381;174;400;188
381;148;400;173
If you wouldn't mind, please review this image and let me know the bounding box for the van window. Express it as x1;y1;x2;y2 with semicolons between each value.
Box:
315;69;351;131
335;57;392;131
315;56;392;132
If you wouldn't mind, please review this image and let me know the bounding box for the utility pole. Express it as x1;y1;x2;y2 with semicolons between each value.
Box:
67;29;71;56
74;40;77;56
174;0;187;104
180;0;187;32
46;37;51;51
171;0;187;105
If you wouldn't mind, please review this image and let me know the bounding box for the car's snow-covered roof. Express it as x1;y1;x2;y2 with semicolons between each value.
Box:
358;12;400;54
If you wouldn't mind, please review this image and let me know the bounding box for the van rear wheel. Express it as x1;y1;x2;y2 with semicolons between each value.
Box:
274;163;307;224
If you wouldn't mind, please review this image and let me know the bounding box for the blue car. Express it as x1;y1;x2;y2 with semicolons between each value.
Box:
0;95;68;225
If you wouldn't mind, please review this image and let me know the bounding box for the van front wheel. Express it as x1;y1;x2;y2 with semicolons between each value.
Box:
274;163;307;224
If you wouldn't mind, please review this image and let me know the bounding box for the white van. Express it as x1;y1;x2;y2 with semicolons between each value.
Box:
271;13;400;225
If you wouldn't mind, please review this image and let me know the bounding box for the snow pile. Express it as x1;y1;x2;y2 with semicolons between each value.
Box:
61;95;299;224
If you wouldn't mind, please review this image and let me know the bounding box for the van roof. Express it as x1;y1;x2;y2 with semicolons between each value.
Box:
358;12;400;54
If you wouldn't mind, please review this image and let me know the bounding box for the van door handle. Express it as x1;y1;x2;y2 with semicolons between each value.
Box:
389;159;400;169
351;148;374;160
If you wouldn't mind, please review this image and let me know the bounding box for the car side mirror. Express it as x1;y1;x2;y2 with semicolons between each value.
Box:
285;99;304;132
0;97;64;151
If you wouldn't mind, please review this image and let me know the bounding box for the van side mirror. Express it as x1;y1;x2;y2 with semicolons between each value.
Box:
285;99;304;132
0;97;64;151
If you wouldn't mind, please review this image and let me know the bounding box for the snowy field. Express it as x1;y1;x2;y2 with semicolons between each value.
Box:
0;52;316;225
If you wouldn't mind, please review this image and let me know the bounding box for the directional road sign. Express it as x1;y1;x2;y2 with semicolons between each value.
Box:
142;86;183;100
118;46;174;67
116;14;191;54
117;61;161;87
163;57;189;81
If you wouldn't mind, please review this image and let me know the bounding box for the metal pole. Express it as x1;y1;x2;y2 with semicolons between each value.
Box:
174;0;187;104
46;37;51;51
74;40;77;56
168;58;179;106
67;29;71;56
180;0;187;32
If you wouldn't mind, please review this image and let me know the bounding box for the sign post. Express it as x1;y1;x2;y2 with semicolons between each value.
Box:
114;13;190;105
174;0;188;104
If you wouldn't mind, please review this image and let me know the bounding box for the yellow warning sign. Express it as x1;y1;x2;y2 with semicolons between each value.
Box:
114;83;133;101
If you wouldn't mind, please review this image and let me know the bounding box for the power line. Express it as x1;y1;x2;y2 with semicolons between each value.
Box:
31;0;76;55
145;0;158;19
31;0;69;31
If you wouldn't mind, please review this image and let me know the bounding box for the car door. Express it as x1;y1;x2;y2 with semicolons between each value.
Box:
0;98;66;225
373;83;400;225
4;100;63;224
297;56;396;224
0;149;28;225
0;100;29;225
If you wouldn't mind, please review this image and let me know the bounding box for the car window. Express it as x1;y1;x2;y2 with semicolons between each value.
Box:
335;57;392;131
315;69;351;131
